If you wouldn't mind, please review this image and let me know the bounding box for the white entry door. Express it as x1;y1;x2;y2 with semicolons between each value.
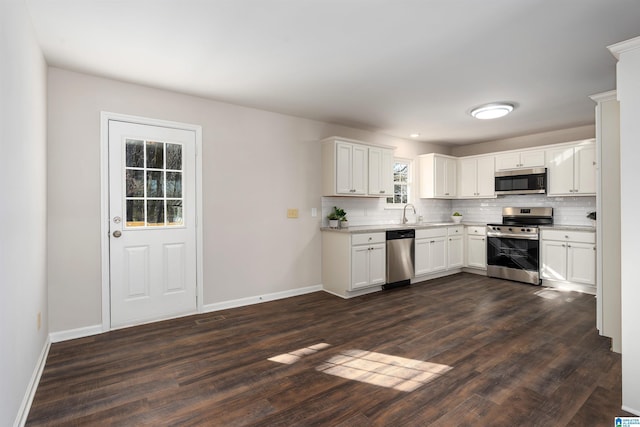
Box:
108;119;197;328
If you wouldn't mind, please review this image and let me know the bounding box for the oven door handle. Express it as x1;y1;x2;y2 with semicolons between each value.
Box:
487;232;538;240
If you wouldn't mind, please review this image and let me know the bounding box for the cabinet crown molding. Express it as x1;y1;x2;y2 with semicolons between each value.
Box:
320;136;396;150
608;35;640;60
590;90;617;103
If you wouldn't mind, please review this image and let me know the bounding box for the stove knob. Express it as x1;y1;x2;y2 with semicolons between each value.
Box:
527;228;531;232
521;228;525;232
508;228;513;231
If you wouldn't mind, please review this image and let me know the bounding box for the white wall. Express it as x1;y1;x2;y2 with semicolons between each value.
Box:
612;36;640;415
0;0;49;425
46;67;449;333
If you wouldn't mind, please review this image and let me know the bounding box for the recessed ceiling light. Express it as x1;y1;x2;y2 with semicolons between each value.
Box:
470;103;514;120
409;133;421;138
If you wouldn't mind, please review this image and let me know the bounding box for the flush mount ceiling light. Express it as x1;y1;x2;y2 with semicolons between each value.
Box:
409;133;421;138
470;103;514;120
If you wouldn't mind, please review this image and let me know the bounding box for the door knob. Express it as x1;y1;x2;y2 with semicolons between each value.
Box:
112;230;122;238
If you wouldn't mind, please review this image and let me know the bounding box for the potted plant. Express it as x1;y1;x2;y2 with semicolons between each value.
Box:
451;211;463;223
327;210;340;229
334;207;348;228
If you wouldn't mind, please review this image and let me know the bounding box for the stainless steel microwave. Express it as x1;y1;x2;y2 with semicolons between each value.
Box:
494;167;547;195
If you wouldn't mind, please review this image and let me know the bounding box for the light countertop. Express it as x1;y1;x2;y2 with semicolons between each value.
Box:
321;222;595;234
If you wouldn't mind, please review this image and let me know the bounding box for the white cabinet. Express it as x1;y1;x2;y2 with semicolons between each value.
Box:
447;226;464;269
351;242;386;290
495;149;545;171
567;243;597;284
546;140;596;196
415;227;463;276
458;155;495;198
336;141;368;195
419;154;457;198
322;137;395;197
540;229;596;289
368;147;394;197
322;231;386;298
465;226;487;270
415;228;447;276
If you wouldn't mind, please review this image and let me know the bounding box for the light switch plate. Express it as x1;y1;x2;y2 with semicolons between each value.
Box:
287;208;299;218
311;208;317;217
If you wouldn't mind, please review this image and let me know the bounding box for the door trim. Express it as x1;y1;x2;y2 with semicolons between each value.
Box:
100;112;204;331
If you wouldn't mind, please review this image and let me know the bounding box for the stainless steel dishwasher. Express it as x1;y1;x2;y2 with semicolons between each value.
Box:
384;229;415;289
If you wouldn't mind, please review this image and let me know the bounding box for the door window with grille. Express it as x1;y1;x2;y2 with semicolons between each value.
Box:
124;139;184;228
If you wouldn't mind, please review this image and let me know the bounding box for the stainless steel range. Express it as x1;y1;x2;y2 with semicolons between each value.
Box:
486;207;553;285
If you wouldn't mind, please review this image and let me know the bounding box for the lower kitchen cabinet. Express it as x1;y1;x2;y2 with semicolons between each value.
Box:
465;226;487;270
322;231;386;298
540;229;596;292
447;226;464;269
351;241;386;290
415;233;447;276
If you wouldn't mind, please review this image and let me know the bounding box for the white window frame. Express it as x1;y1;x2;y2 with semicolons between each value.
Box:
386;157;414;209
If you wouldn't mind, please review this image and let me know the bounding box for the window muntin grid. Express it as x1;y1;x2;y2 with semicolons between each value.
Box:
386;160;411;206
124;139;184;228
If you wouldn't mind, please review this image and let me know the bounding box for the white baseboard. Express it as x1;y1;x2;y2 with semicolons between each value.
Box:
50;286;325;340
621;405;640;416
540;280;596;295
14;336;50;427
203;284;323;313
49;324;103;343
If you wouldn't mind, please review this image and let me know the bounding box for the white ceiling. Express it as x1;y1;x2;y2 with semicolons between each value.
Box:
25;0;640;145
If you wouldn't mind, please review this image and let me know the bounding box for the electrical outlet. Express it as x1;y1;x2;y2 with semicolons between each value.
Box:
287;208;299;218
37;312;41;331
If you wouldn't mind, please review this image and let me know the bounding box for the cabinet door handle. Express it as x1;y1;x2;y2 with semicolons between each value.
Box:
379;190;385;193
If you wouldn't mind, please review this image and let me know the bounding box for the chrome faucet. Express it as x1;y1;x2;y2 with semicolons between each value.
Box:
402;203;416;224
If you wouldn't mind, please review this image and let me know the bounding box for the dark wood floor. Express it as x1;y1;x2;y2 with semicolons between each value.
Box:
27;273;632;426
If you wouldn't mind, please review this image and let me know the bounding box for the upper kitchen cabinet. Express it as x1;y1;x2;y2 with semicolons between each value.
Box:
495;149;545;171
368;147;394;197
321;137;394;197
419;153;457;199
458;155;495;198
546;139;596;196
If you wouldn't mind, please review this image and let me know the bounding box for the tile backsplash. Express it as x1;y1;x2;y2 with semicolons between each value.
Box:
322;195;596;227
